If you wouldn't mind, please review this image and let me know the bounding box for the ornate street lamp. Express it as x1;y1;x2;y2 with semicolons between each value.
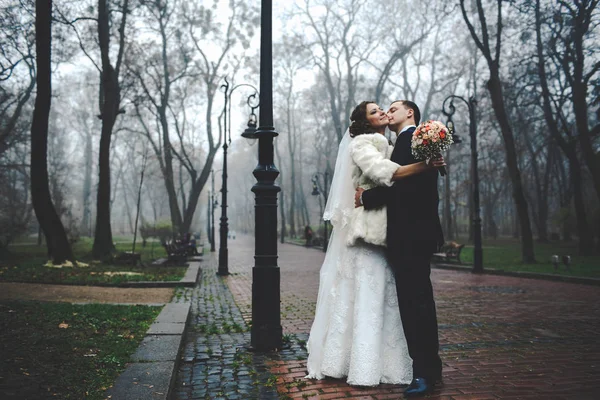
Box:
250;0;283;351
442;95;483;273
311;171;329;251
217;79;259;276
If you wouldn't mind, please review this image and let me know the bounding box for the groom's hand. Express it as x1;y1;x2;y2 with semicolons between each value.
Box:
354;187;365;208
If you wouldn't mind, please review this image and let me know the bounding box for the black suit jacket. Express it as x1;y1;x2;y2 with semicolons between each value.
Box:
362;126;444;259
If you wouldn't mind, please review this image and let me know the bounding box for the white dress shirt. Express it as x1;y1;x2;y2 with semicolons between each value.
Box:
399;124;416;135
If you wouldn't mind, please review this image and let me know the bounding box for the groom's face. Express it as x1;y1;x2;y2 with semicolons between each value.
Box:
387;102;411;129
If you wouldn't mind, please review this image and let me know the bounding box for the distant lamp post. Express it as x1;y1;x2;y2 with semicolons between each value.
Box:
217;78;259;276
442;95;483;273
311;172;329;251
250;0;283;351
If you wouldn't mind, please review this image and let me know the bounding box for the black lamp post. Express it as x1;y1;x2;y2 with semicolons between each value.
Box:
250;0;283;351
210;169;221;253
311;171;329;252
442;95;483;273
217;78;259;276
207;189;212;250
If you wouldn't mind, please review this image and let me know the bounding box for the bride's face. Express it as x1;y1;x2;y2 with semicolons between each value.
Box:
366;103;389;130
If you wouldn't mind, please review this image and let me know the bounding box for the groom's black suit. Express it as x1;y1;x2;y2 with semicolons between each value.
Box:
361;126;443;382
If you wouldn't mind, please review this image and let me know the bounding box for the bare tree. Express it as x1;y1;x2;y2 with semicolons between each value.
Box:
549;0;600;202
30;0;74;263
460;0;535;262
296;0;377;143
131;0;255;235
87;0;130;258
0;0;36;157
534;0;594;254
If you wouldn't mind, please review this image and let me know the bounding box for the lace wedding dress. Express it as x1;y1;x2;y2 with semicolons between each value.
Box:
305;131;412;386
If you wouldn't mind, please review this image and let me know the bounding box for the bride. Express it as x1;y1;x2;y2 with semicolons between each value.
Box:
305;101;443;386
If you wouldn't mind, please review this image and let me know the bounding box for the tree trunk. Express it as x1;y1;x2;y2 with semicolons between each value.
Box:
461;0;535;261
568;150;594;254
280;191;286;243
92;95;117;258
467;169;473;243
159;108;183;234
569;3;600;202
81;127;92;236
122;181;135;234
534;0;593;254
30;0;74;264
486;74;535;261
572;82;600;200
286;92;297;238
92;0;128;258
274;136;286;242
522;126;550;243
181;177;205;235
179;163;186;217
287;177;296;238
513;203;519;239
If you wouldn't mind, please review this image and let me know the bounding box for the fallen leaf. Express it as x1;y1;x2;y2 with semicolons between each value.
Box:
58;322;69;329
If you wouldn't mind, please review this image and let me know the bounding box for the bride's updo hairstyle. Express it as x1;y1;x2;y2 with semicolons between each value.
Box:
349;101;376;138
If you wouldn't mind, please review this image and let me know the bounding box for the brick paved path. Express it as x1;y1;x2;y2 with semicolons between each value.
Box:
173;235;600;399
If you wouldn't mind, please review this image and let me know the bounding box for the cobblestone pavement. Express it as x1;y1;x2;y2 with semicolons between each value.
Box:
173;235;600;400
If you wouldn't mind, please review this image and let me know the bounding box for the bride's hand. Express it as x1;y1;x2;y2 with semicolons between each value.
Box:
354;187;365;208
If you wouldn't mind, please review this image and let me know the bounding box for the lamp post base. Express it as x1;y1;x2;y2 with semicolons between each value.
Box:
473;248;484;273
250;265;282;351
217;248;229;276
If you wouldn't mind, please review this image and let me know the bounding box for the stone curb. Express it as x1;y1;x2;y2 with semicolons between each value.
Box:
105;300;193;400
433;262;600;286
119;262;200;288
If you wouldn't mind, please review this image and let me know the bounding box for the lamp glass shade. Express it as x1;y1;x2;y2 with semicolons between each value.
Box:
242;126;257;140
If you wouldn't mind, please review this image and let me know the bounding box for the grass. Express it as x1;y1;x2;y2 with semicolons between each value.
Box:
0;237;187;285
456;237;600;278
292;234;600;279
0;300;161;399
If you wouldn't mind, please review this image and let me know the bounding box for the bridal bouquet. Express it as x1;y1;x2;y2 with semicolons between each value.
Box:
411;120;453;176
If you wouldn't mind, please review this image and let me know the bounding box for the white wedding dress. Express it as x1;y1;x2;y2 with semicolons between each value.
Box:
305;131;412;386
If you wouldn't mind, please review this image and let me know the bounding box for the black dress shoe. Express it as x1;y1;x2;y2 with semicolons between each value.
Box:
403;377;433;397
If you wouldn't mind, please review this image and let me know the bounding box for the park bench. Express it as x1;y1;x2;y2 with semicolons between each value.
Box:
433;241;465;264
161;241;189;265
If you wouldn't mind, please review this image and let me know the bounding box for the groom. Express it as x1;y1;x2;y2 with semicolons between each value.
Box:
355;100;443;397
